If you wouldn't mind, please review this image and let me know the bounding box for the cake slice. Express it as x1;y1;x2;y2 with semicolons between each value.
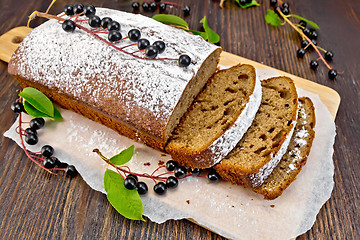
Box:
214;76;298;188
253;97;316;200
166;64;262;168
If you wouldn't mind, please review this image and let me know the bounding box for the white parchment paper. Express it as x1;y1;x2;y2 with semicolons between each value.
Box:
3;67;336;240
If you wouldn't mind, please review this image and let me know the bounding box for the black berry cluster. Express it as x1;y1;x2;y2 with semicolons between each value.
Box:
11;102;77;177
270;0;338;80
132;1;190;15
60;4;192;67
122;159;221;196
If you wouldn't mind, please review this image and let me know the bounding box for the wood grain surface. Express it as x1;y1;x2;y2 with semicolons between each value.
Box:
0;0;359;239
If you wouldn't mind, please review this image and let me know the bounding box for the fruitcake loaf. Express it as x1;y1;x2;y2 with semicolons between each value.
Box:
214;77;298;188
254;97;315;199
166;64;262;168
8;8;221;151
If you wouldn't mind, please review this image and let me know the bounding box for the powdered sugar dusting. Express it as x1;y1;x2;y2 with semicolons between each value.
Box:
10;8;219;138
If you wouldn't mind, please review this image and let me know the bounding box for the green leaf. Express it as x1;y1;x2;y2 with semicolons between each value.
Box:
104;169;144;221
19;87;54;117
200;16;220;44
109;145;134;166
289;14;320;29
187;30;208;41
265;9;282;27
235;0;260;8
23;101;63;120
152;14;189;30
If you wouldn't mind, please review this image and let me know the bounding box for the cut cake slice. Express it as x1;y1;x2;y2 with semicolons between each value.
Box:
253;97;316;200
166;64;262;168
214;76;298;188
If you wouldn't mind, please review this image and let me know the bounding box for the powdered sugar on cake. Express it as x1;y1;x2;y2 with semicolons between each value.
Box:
10;8;219;137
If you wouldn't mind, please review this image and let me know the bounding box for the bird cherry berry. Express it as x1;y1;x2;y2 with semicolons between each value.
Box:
41;145;54;157
65;165;78;177
301;39;309;48
154;182;167;195
166;160;178;171
191;168;201;176
132;2;140;11
297;48;306;58
142;2;150;11
159;3;166;12
30;118;45;130
108;30;122;42
137;182;148;195
108;21;121;31
183;5;191;15
325;51;334;61
25;134;38;145
137;39;150;50
328;69;337;80
43;157;56;169
166;176;178;189
25;128;37;136
124;177;137;190
101;17;112;29
84;5;96;17
310;60;319;70
150;2;157;11
174;166;187;178
11;102;24;113
179;55;191;67
145;46;159;59
64;4;74;16
270;0;277;7
153;41;166;53
128;29;141;42
88;15;101;28
62;19;76;32
208;170;220;182
74;3;84;15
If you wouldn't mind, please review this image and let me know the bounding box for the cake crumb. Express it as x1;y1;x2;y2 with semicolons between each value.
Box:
161;154;167;157
144;162;151;166
186;200;190;204
158;160;165;166
270;205;275;208
232;206;235;208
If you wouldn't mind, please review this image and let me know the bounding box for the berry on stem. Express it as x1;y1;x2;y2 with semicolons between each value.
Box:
132;2;140;11
108;21;121;31
303;28;311;37
310;30;318;40
179;55;191;67
124;177;138;190
145;46;159;59
101;17;112;29
153;41;166;53
282;2;289;9
41;145;54;157
137;38;150;50
25;128;37;136
74;4;84;15
191;168;201;176
25;134;38;145
84;5;96;17
62;19;76;32
174;166;187;178
150;2;157;11
310;60;319;70
64;5;74;16
108;30;122;42
301;39;309;48
296;48;306;58
159;3;166;12
43;157;55;169
183;5;190;15
65;165;78;177
325;51;334;61
208;170;220;182
281;7;289;15
328;69;337;80
166;160;178;171
137;182;148;195
142;2;150;11
311;39;317;46
154;182;167;195
127;174;138;181
88;15;101;28
11;102;24;113
270;0;277;7
166;176;178;188
128;29;141;42
30;118;45;130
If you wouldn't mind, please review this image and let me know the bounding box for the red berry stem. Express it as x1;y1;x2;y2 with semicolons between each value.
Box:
277;9;332;70
120;43;138;50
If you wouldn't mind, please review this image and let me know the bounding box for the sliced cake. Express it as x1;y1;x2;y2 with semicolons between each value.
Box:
214;76;298;188
253;97;316;200
166;64;262;168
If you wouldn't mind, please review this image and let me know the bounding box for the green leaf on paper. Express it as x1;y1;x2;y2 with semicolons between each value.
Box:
109;145;134;166
104;169;145;221
152;14;189;30
289;14;320;29
200;16;220;43
235;0;260;8
265;9;282;27
19;87;54;117
23;100;63;120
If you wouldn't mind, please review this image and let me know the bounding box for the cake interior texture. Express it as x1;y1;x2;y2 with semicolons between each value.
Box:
215;76;298;182
254;97;316;199
164;48;222;142
167;64;256;151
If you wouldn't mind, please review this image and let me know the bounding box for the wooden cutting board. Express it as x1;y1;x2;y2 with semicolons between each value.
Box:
0;26;340;119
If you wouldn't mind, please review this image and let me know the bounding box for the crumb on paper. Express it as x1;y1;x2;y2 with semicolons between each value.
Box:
144;162;151;166
161;154;167;157
270;205;275;208
232;206;235;208
186;200;190;204
158;160;164;166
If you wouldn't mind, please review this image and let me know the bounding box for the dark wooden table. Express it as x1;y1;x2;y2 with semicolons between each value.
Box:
1;0;359;239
